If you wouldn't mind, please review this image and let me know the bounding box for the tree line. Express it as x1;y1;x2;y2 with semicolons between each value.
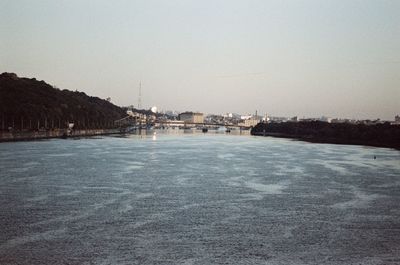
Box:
0;73;127;131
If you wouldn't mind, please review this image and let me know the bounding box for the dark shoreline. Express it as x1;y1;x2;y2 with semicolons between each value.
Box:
251;131;400;150
251;121;400;151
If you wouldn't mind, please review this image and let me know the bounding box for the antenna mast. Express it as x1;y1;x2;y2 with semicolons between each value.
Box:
138;81;142;109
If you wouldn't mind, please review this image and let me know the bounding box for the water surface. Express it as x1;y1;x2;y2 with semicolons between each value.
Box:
1;132;400;264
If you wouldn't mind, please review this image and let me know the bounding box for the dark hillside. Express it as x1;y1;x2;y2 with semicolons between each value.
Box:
0;73;127;130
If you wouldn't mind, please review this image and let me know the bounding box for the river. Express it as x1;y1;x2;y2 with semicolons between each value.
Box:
0;131;400;265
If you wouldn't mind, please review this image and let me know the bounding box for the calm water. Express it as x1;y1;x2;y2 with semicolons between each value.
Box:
1;131;400;265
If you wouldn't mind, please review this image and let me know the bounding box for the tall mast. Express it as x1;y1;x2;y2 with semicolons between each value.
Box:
138;81;142;109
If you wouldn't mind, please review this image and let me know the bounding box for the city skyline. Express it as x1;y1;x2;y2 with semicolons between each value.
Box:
1;0;399;120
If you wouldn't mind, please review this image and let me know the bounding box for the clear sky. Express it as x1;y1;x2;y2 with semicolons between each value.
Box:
1;0;399;120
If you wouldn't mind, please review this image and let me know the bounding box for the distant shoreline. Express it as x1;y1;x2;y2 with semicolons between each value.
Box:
251;131;400;150
251;122;400;151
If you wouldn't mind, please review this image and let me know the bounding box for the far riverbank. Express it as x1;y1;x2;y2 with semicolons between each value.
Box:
251;121;400;150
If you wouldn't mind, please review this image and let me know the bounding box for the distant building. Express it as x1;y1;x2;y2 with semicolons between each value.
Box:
126;110;141;118
206;114;224;124
395;115;400;125
238;115;261;127
178;112;204;123
320;116;332;123
244;118;260;127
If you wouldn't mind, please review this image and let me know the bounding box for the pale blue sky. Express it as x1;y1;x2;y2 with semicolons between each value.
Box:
1;0;399;119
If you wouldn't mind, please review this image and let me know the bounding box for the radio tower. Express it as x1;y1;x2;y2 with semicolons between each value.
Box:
138;81;142;109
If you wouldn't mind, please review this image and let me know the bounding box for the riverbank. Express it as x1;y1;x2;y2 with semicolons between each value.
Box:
0;128;122;142
251;121;400;150
252;131;400;150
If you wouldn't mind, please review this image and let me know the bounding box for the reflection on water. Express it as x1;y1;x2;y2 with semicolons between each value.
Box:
0;130;399;265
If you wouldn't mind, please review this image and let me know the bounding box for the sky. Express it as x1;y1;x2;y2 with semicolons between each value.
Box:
1;0;399;120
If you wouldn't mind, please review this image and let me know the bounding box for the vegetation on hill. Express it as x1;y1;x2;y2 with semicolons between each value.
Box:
251;121;400;149
0;73;132;130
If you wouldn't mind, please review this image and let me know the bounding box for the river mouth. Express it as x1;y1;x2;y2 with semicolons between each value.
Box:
1;132;400;265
